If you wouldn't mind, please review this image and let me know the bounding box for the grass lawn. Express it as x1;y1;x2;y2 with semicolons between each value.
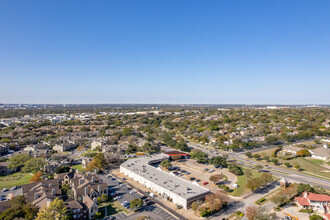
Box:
229;168;261;197
0;172;32;189
287;157;330;179
108;201;130;215
306;158;324;165
81;150;99;157
246;149;330;179
71;164;85;173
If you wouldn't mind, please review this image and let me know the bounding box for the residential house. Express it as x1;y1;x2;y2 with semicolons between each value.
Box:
0;161;16;174
0;144;9;155
295;191;330;213
20;169;107;219
282;145;303;156
308;143;330;161
53;142;76;153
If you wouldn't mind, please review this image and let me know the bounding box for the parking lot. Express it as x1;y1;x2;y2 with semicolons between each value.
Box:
99;172;178;220
110;205;177;220
99;173;141;205
0;187;22;201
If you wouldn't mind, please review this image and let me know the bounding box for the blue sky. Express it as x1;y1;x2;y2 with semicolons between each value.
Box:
0;0;329;104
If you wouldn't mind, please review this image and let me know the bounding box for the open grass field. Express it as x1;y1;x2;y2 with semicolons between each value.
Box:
0;172;32;189
255;148;276;157
229;168;261;197
246;146;330;179
306;158;324;165
287;157;330;179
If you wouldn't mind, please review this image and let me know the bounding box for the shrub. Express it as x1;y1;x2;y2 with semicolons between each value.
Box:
236;211;244;216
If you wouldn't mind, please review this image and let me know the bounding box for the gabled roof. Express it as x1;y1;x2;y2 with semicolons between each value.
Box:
295;197;310;206
83;195;96;208
309;147;330;158
307;192;330;202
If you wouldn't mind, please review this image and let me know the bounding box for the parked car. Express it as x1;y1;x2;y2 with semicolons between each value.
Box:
203;168;209;171
10;186;17;190
196;179;201;182
106;174;111;178
1;188;8;192
189;177;196;180
203;182;209;185
114;196;122;200
208;169;215;173
129;190;136;194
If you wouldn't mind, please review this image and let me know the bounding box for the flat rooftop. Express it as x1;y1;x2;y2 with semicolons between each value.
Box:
120;154;209;200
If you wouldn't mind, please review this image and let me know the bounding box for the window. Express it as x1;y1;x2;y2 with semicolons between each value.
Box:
73;215;76;219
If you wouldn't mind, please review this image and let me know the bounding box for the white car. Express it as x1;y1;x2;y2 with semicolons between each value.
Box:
129;190;136;194
106;175;111;178
121;201;128;206
114;196;122;200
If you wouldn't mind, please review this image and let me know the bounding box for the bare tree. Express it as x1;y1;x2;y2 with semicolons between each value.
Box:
246;206;258;220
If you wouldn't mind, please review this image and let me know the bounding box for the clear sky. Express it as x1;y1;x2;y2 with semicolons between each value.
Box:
1;0;329;104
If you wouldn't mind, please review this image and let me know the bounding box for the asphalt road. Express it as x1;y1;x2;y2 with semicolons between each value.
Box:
186;141;330;190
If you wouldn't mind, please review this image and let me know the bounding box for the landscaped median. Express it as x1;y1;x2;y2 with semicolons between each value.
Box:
254;188;281;205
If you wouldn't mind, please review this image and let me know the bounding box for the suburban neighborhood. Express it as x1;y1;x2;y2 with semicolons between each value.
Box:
0;104;329;220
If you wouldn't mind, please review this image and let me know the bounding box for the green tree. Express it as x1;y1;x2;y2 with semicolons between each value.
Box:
160;159;172;169
175;141;190;152
22;158;46;173
209;156;227;168
122;127;133;136
228;164;243;175
309;214;323;220
36;198;68;220
93;153;107;169
265;135;280;144
9;154;31;170
296;149;311;157
130;198;143;210
297;183;314;194
126;144;138;154
0;196;38;220
294;162;301;170
245;152;252;158
271;158;278;165
141;142;160;153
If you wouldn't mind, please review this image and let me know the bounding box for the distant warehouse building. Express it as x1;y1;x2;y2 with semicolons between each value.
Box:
120;154;210;209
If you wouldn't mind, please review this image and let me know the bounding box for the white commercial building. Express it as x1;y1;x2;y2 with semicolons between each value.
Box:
120;154;210;209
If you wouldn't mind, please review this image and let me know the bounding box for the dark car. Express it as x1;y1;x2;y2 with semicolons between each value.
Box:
189;177;196;180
